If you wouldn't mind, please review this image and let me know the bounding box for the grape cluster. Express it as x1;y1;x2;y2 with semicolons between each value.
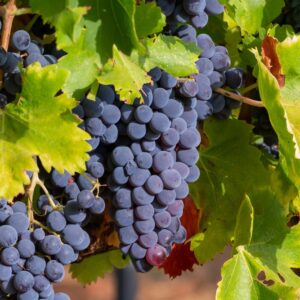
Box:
0;199;71;300
157;0;224;29
72;68;200;271
157;0;244;121
0;29;58;108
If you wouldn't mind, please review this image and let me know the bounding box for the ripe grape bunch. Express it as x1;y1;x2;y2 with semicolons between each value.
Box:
157;0;244;120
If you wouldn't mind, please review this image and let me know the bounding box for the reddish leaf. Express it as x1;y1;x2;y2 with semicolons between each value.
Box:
160;196;201;278
262;36;285;88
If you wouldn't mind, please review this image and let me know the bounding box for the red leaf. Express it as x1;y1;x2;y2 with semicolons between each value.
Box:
262;36;285;88
160;196;201;278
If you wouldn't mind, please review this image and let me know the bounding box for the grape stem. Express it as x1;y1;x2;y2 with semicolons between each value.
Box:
215;87;265;108
32;219;60;237
36;178;59;210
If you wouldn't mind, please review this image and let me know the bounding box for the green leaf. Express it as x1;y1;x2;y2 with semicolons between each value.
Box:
254;35;300;192
0;64;91;200
190;119;268;263
98;46;151;104
137;35;200;76
221;0;285;34
78;0;143;64
29;0;100;97
233;195;254;249
217;248;297;300
29;0;68;18
70;250;129;285
29;0;87;49
247;223;300;288
134;2;166;38
58;31;100;98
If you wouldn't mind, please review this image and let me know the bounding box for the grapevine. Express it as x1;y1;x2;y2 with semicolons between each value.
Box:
0;0;299;300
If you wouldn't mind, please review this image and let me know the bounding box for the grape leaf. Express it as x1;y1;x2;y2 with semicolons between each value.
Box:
78;0;143;64
29;0;87;49
0;64;91;200
134;2;166;38
217;247;297;300
190;119;268;263
29;0;68;18
233;195;254;249
98;46;152;104
221;0;285;34
234;182;300;288
254;35;300;192
58;31;100;98
70;250;129;285
132;35;200;77
29;0;100;97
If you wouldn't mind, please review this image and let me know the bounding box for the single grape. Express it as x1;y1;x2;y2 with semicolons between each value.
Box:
150;112;171;133
139;232;158;248
77;190;95;209
0;225;18;247
135;205;155;220
45;260;64;283
64;200;87;224
113;189;132;208
22;253;45;276
11;30;31;51
132;187;154;206
114;209;134;227
13;271;34;292
101;104;121;125
46;211;67;232
134;218;155;234
33;275;50;293
145;175;164;195
55;244;76;265
152;151;174;173
118;226;138;245
112;147;134;166
32;228;45;242
160;169;182;189
154;211;172;229
129;168;151;187
130;243;147;259
156;189;176;206
158;229;173;247
1;247;20;266
145;245;168;266
41;235;62;255
62;224;85;247
6;213;30;234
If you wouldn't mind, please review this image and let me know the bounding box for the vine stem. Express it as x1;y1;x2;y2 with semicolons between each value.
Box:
0;0;16;88
1;0;16;51
215;87;265;108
